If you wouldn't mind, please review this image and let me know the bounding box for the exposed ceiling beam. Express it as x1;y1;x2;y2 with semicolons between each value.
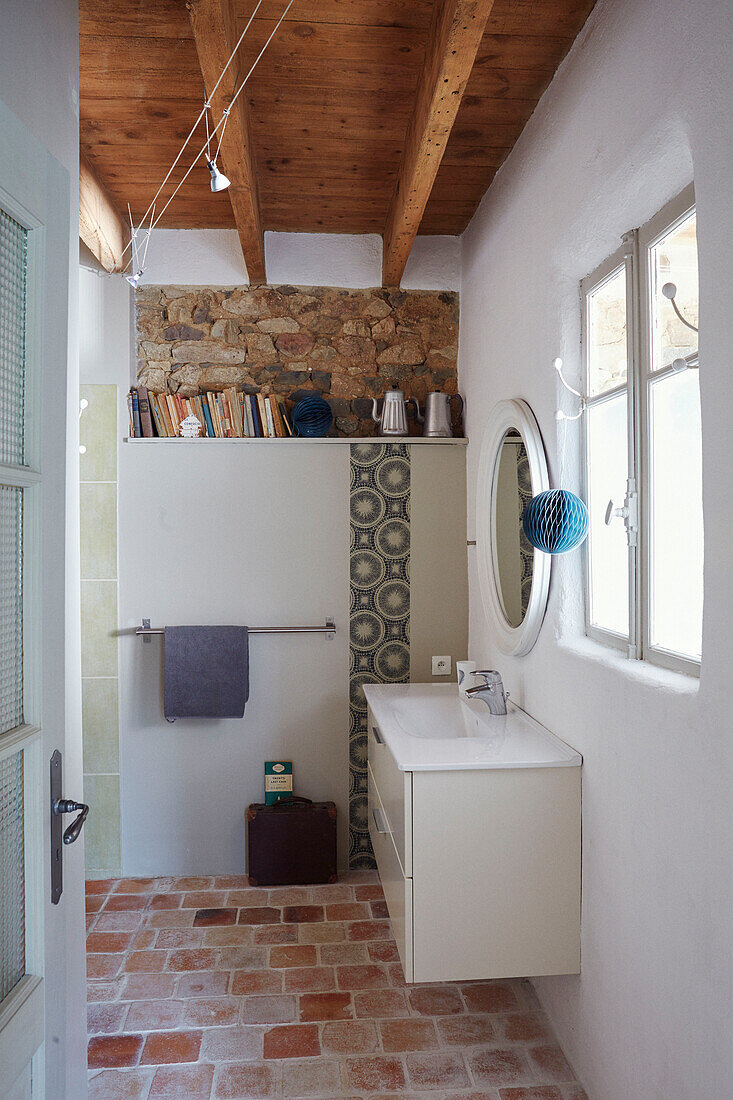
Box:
79;154;127;273
187;0;266;284
382;0;495;286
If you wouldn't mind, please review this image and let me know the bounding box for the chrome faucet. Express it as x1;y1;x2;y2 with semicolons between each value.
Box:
464;670;509;715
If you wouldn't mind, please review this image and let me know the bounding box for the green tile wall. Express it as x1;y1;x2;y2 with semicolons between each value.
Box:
80;384;121;877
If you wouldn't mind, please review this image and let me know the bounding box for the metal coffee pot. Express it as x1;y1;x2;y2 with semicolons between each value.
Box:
415;391;464;437
371;387;419;436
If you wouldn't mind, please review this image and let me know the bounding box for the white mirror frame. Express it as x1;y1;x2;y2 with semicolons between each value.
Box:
476;399;551;656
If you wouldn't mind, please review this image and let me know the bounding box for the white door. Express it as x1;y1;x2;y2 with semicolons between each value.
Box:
0;102;87;1098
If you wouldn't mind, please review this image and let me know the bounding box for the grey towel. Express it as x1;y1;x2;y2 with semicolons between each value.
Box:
163;626;249;720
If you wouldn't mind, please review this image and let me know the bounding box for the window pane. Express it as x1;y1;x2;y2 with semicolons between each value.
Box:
0;208;27;466
0;748;25;1003
0;485;23;734
588;267;627;397
587;394;629;637
649;370;703;660
650;211;698;372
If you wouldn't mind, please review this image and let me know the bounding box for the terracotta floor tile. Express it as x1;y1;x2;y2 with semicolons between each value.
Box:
183;996;240;1027
86;895;105;913
125;951;168;973
298;922;346;944
309;884;353;902
218;945;267;970
231;969;283;995
281;1057;342;1097
167;948;218;972
347;919;391;941
182;891;228;909
322;1019;379;1054
354;884;385;901
238;906;282;924
202;926;253;947
388;962;407;987
283;965;336;993
148;1063;214;1098
407;1050;470;1090
497;1089;564;1100
263;1022;320;1059
173;877;212;891
501;1013;550;1042
213;1061;280;1098
368;940;400;963
87;978;124;1002
193;907;237;927
282;905;324;924
150;894;183;910
320;942;369;965
469;1048;530;1086
240;994;297;1024
336;964;390;990
87;954;124;980
115;878;158;894
269;944;317;968
125;999;184;1032
176;971;230;997
88;1068;154;1099
104;895;148;911
86;915;98;932
325;902;371;921
88;1003;128;1035
96;911;146;932
147;911;195;929
463;982;520;1014
380;1018;439;1052
88;1034;144;1069
344;1055;407;1092
253;923;298;944
200;1024;262;1062
140;1029;202;1065
353;989;410;1018
130;930;158;950
528;1045;576;1082
299;991;353;1022
87;879;116;894
268;887;311;905
156;929;205;950
122;973;177;1001
409;985;464;1016
437;1013;495;1045
87;932;133;953
226;889;268;906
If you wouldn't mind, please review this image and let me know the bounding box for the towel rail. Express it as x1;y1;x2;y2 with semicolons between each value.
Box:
135;618;336;642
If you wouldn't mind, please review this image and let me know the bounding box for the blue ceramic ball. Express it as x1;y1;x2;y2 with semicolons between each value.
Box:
291;394;333;437
522;489;589;554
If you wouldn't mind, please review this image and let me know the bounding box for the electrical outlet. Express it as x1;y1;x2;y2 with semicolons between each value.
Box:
431;655;451;676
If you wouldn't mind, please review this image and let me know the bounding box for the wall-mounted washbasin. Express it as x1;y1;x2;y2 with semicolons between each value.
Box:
364;683;581;771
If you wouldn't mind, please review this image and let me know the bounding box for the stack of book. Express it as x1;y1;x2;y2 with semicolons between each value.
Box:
127;387;293;438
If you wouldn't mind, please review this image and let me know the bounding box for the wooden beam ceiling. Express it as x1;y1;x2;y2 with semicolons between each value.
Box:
382;0;495;286
187;0;266;284
79;154;127;272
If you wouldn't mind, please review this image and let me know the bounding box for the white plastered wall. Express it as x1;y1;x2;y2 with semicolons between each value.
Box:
459;0;733;1096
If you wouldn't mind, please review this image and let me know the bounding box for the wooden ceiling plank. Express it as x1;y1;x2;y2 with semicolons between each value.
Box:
187;0;266;283
79;154;128;272
382;0;496;286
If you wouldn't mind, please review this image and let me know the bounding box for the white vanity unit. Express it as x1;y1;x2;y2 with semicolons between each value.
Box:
364;683;581;984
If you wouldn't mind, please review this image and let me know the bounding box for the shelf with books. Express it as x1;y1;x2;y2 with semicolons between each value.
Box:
124;436;468;445
128;385;296;440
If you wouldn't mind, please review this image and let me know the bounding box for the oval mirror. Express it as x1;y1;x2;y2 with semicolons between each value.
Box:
476;399;550;655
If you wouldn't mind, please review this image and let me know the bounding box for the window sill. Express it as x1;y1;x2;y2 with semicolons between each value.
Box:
557;634;700;697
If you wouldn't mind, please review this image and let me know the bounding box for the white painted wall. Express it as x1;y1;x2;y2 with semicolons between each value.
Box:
140;228;461;291
459;0;733;1097
0;2;87;1096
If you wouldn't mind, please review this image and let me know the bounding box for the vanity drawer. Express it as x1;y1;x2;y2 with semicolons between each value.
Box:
367;706;412;876
368;763;413;983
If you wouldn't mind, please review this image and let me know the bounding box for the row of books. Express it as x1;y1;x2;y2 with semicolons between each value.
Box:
127;387;293;438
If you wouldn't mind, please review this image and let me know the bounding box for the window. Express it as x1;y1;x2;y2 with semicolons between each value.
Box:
582;185;702;673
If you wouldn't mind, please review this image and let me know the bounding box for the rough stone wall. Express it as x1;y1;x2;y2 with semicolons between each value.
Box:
135;284;459;436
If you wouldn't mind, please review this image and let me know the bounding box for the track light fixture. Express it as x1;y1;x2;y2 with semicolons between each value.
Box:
207;159;231;193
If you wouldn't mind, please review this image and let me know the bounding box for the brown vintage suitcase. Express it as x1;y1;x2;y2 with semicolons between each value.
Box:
246;796;337;886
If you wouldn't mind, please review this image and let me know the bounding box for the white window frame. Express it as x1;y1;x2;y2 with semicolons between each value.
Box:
581;183;700;676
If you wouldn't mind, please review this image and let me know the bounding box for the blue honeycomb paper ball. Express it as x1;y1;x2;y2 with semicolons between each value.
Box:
291;394;333;437
522;489;589;554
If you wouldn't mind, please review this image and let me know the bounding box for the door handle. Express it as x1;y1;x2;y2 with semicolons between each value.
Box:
53;798;89;845
371;724;384;745
372;806;389;835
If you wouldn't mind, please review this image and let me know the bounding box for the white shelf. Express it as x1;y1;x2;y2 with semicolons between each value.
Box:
124;436;468;446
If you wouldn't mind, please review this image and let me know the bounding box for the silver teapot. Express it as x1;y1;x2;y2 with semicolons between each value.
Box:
415;391;464;437
371;388;419;436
